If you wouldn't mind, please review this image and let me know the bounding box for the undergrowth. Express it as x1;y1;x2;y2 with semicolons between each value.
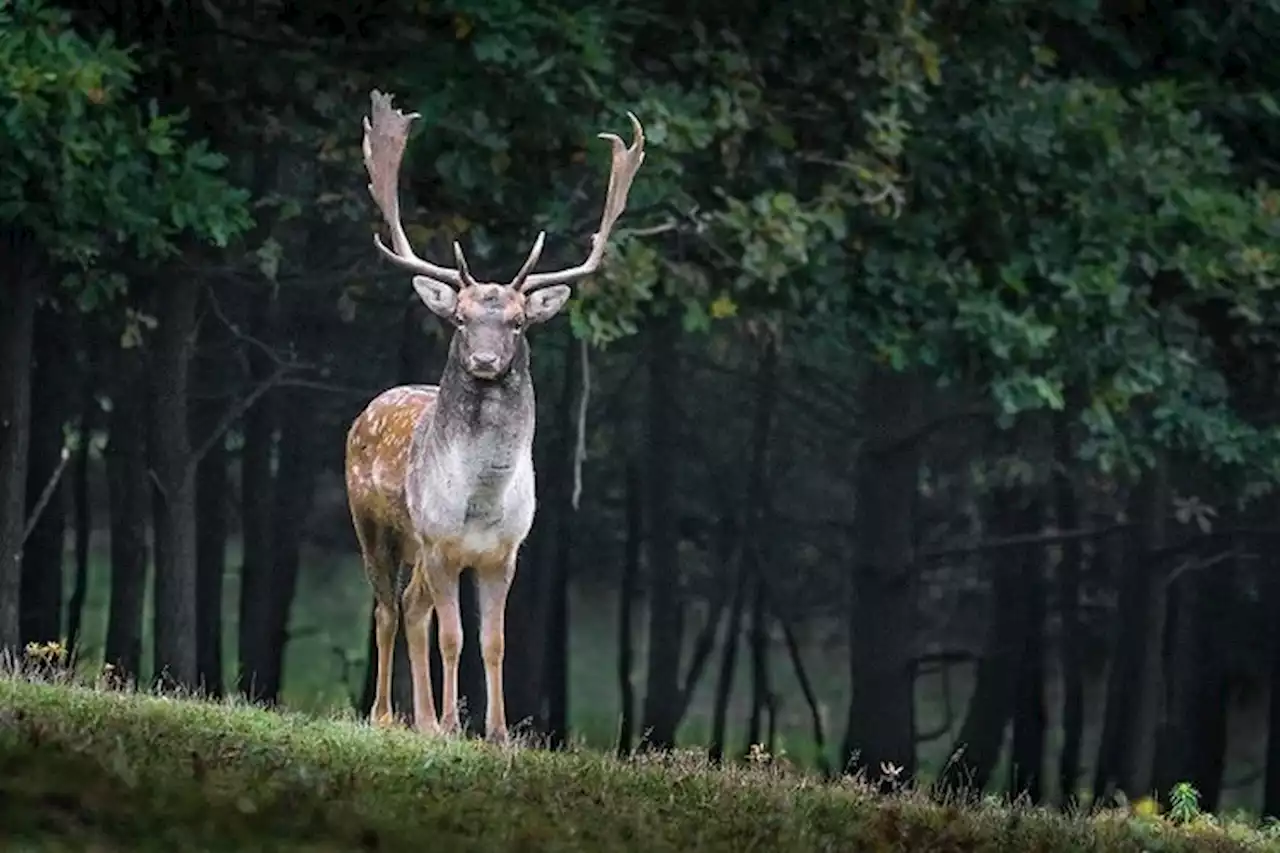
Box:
0;664;1277;852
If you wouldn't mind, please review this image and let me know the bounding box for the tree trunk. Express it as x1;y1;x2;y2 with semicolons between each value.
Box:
616;459;642;758
359;604;378;715
392;597;414;719
934;493;1025;798
191;293;230;695
708;558;747;763
1262;555;1280;818
776;599;832;775
1152;545;1230;811
0;228;41;655
66;360;96;658
193;409;228;696
744;575;775;753
842;365;922;785
1052;414;1085;807
104;343;150;681
1093;455;1169;802
194;434;227;695
639;310;685;750
456;571;485;734
1188;562;1229;814
21;302;69;647
740;340;779;756
1121;456;1169;799
148;276;201;690
504;508;549;731
257;386;318;703
544;338;580;749
1008;497;1048;804
502;444;551;732
237;283;277;700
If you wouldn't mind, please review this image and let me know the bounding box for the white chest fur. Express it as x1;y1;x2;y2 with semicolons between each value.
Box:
406;437;536;560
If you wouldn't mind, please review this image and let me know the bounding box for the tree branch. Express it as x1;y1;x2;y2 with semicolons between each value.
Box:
188;362;295;471
23;445;71;544
675;588;732;721
571;337;591;511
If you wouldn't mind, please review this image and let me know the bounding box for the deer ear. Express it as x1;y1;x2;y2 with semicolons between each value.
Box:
412;276;458;319
525;285;572;325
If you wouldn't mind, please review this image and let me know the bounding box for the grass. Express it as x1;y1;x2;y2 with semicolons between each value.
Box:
2;674;1277;853
59;533;1277;812
64;535;885;762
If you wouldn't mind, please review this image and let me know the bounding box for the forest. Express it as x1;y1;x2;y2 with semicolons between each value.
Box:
3;0;1280;825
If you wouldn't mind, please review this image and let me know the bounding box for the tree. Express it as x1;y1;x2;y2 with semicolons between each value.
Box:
0;0;250;659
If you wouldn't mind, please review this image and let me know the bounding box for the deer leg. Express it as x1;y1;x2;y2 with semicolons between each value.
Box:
358;522;400;729
371;599;398;727
402;560;440;736
476;559;515;744
426;557;464;734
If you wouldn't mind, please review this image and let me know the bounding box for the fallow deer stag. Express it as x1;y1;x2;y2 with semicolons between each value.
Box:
344;90;645;743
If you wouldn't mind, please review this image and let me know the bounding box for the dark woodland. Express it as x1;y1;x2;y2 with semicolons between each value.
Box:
6;0;1280;819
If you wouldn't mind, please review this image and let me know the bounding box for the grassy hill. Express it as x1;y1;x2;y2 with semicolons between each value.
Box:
1;674;1276;852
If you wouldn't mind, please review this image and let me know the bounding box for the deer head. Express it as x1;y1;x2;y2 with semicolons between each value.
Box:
362;90;646;381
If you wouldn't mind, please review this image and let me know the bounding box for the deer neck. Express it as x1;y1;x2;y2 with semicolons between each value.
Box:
425;334;535;479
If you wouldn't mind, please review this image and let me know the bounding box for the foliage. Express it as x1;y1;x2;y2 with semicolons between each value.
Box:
0;0;250;302
814;3;1280;489
2;675;1276;852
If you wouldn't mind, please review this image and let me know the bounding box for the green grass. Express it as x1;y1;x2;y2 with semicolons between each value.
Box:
63;536;880;762
2;675;1276;852
55;533;1275;810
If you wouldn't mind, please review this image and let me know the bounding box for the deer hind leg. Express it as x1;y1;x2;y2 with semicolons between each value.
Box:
476;555;516;745
357;519;400;728
402;552;440;735
371;600;399;728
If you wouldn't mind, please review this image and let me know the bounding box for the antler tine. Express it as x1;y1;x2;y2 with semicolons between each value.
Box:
519;111;647;293
451;241;480;288
507;231;547;290
363;89;467;289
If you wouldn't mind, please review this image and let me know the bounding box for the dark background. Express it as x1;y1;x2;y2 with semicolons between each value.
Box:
3;0;1280;819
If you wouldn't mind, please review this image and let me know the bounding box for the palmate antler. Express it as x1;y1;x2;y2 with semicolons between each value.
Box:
361;89;645;291
516;112;646;293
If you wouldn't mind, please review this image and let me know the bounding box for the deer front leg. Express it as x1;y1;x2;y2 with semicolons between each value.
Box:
402;563;440;736
476;559;515;744
426;559;464;735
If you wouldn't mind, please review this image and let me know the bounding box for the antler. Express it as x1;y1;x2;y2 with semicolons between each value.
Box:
362;89;470;288
517;112;647;293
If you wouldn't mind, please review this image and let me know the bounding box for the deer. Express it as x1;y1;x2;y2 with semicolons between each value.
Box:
344;90;645;744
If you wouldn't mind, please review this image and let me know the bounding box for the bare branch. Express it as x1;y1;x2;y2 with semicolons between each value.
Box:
675;589;732;721
1163;548;1240;589
771;599;831;773
203;286;291;368
571;338;590;511
188;362;294;471
23;445;71;544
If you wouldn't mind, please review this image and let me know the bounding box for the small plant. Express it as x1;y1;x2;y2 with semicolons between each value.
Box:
22;639;71;682
1167;781;1201;826
746;743;771;765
